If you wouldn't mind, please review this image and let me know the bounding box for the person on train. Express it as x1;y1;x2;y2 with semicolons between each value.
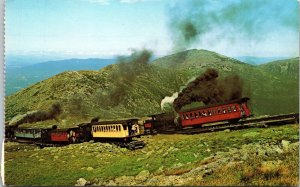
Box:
131;123;139;135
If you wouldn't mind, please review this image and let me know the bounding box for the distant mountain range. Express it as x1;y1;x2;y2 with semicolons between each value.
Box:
234;56;292;65
6;58;116;95
6;54;294;96
6;49;299;128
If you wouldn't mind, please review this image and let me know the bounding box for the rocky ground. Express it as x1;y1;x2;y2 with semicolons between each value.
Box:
5;124;299;186
76;137;299;186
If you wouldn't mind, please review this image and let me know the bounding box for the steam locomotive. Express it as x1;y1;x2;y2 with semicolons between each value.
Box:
144;97;251;133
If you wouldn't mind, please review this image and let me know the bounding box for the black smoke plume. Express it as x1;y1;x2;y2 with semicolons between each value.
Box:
108;49;153;106
9;103;62;126
167;0;299;51
173;69;243;111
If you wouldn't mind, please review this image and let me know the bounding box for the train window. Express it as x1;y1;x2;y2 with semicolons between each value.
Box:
232;106;237;112
195;112;199;118
228;106;231;113
218;108;221;114
208;110;212;116
190;113;194;119
182;114;185;119
202;111;207;116
222;108;226;114
123;125;127;130
185;114;189;119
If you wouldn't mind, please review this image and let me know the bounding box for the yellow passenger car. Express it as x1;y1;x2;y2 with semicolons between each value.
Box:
91;118;140;141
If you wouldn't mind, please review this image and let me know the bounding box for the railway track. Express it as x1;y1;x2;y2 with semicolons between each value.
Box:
155;113;299;135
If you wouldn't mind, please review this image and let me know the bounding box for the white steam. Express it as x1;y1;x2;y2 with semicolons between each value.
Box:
160;92;178;110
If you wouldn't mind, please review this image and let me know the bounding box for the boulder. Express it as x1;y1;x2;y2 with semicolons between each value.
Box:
107;180;117;186
75;178;89;186
86;167;94;171
281;140;291;151
135;170;150;182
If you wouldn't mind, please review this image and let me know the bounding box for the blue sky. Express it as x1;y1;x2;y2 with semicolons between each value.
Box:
6;0;299;58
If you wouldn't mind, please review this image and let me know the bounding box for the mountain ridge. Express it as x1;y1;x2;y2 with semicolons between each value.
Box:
5;49;299;127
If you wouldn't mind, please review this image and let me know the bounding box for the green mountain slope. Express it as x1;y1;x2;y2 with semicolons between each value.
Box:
5;49;299;127
259;58;299;78
5;64;188;126
153;50;299;115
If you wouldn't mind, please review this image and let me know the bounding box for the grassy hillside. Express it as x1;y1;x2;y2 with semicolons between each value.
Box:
5;49;299;127
6;64;188;127
5;124;299;186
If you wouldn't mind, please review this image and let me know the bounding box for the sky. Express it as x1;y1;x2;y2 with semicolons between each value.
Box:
5;0;299;58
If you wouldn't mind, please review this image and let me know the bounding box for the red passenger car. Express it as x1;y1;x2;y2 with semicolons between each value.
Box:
178;97;251;127
50;127;80;143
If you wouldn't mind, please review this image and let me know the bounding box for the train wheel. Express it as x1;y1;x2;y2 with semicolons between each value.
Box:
176;124;182;130
128;144;135;150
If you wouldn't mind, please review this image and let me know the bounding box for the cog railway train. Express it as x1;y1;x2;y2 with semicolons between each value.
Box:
5;97;251;150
